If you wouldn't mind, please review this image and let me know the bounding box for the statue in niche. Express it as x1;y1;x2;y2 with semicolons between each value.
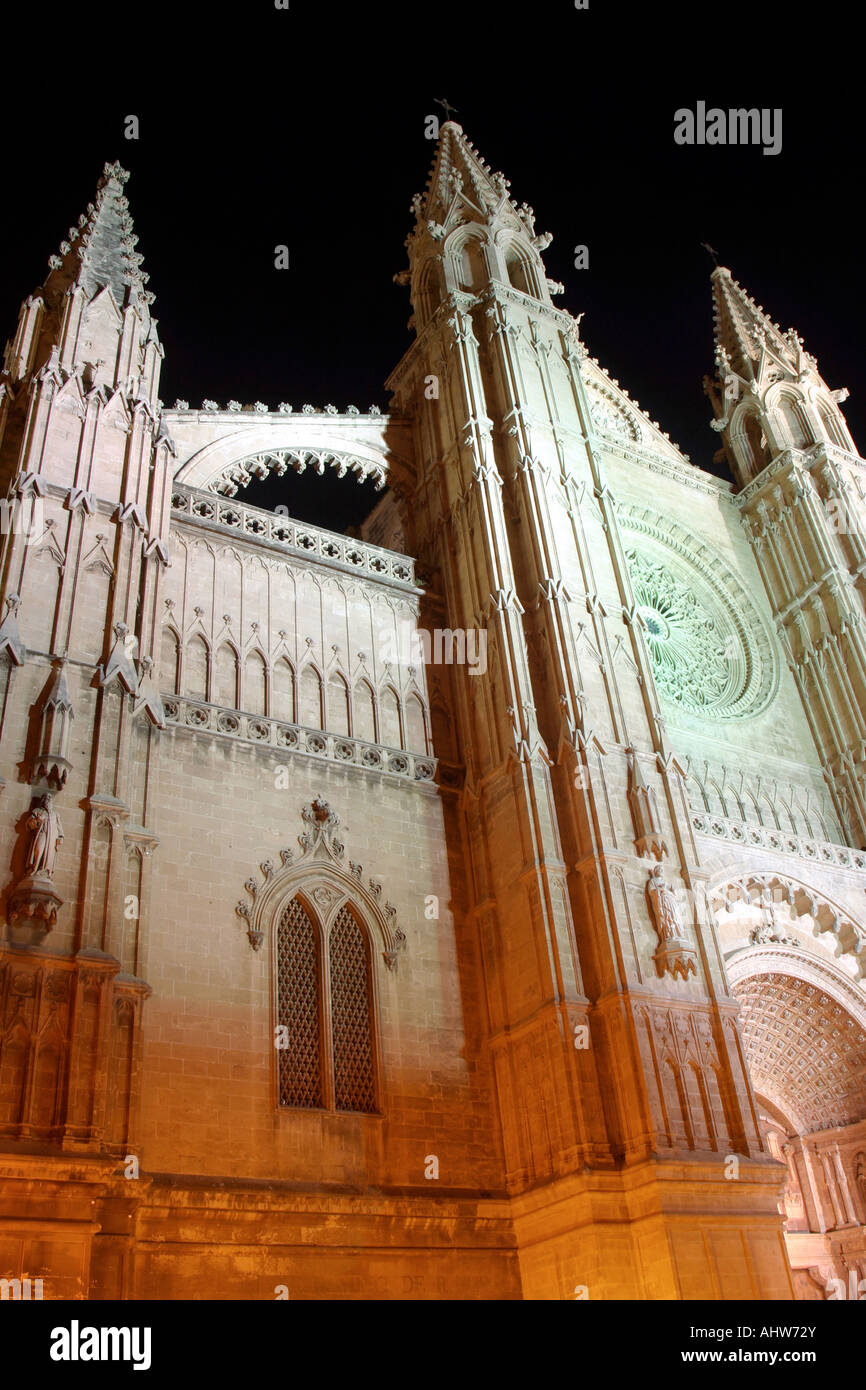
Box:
646;862;682;942
24;793;64;879
646;861;698;981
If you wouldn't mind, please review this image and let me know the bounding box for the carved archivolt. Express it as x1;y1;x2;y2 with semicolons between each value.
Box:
709;869;866;982
234;798;406;969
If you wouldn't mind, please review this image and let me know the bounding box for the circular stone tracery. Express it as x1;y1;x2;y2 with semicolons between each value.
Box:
621;525;777;721
628;550;732;712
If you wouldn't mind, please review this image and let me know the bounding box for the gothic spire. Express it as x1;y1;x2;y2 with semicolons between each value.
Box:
415;121;545;238
42;160;154;316
710;264;804;384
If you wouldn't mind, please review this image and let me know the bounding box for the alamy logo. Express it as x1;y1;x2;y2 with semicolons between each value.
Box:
0;496;43;543
378;620;487;675
49;1320;152;1371
0;1276;43;1299
674;102;782;157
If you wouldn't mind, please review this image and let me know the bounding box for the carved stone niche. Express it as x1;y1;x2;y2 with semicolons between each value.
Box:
6;793;65;945
626;747;667;860
30;658;74;789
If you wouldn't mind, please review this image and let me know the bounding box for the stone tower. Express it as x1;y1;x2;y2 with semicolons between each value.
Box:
704;268;866;849
386;124;793;1297
0;161;169;1165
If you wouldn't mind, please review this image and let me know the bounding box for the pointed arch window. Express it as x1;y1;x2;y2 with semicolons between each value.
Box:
275;893;377;1114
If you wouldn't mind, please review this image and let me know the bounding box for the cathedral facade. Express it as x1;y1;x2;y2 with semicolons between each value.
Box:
1;125;865;1301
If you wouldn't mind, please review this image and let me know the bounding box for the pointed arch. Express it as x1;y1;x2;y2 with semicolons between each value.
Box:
735;409;770;479
405;692;428;754
744;790;764;826
817;397;848;449
327;672;350;737
353;679;376;744
448;230;487;293
243;649;267;716
759;792;782;830
298;664;323;730
777;392;813;450
379;685;402;749
685;776;710;813
160;625;180;694
502;240;539;297
272;656;295;724
706;778;728;819
214;642;239;709
183;634;209;701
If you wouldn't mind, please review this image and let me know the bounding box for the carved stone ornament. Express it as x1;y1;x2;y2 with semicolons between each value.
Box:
233;798;406;969
646;862;698;981
7;793;64;944
626;747;667;860
31;658;74;788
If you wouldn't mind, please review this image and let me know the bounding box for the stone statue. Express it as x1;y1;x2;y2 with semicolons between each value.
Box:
646;862;682;943
24;793;64;878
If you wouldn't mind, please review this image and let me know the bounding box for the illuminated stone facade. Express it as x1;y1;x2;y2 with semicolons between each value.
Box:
0;128;864;1300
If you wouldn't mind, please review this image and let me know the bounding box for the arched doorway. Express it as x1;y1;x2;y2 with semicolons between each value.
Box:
711;873;866;1300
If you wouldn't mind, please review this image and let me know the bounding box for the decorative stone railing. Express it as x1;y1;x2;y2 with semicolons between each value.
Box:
161;694;437;785
170;485;416;588
691;811;866;873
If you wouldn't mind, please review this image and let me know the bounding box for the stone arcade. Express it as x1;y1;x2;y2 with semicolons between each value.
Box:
0;126;865;1299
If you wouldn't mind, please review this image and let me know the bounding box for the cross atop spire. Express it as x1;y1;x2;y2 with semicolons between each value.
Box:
42;160;154;314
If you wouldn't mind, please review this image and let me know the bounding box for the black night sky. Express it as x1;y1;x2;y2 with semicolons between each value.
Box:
2;1;861;534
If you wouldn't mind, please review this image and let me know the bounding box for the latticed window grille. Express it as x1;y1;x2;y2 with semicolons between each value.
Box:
276;897;323;1108
276;895;377;1114
329;906;376;1113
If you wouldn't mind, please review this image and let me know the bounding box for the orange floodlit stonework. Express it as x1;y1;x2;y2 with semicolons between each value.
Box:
1;129;864;1300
